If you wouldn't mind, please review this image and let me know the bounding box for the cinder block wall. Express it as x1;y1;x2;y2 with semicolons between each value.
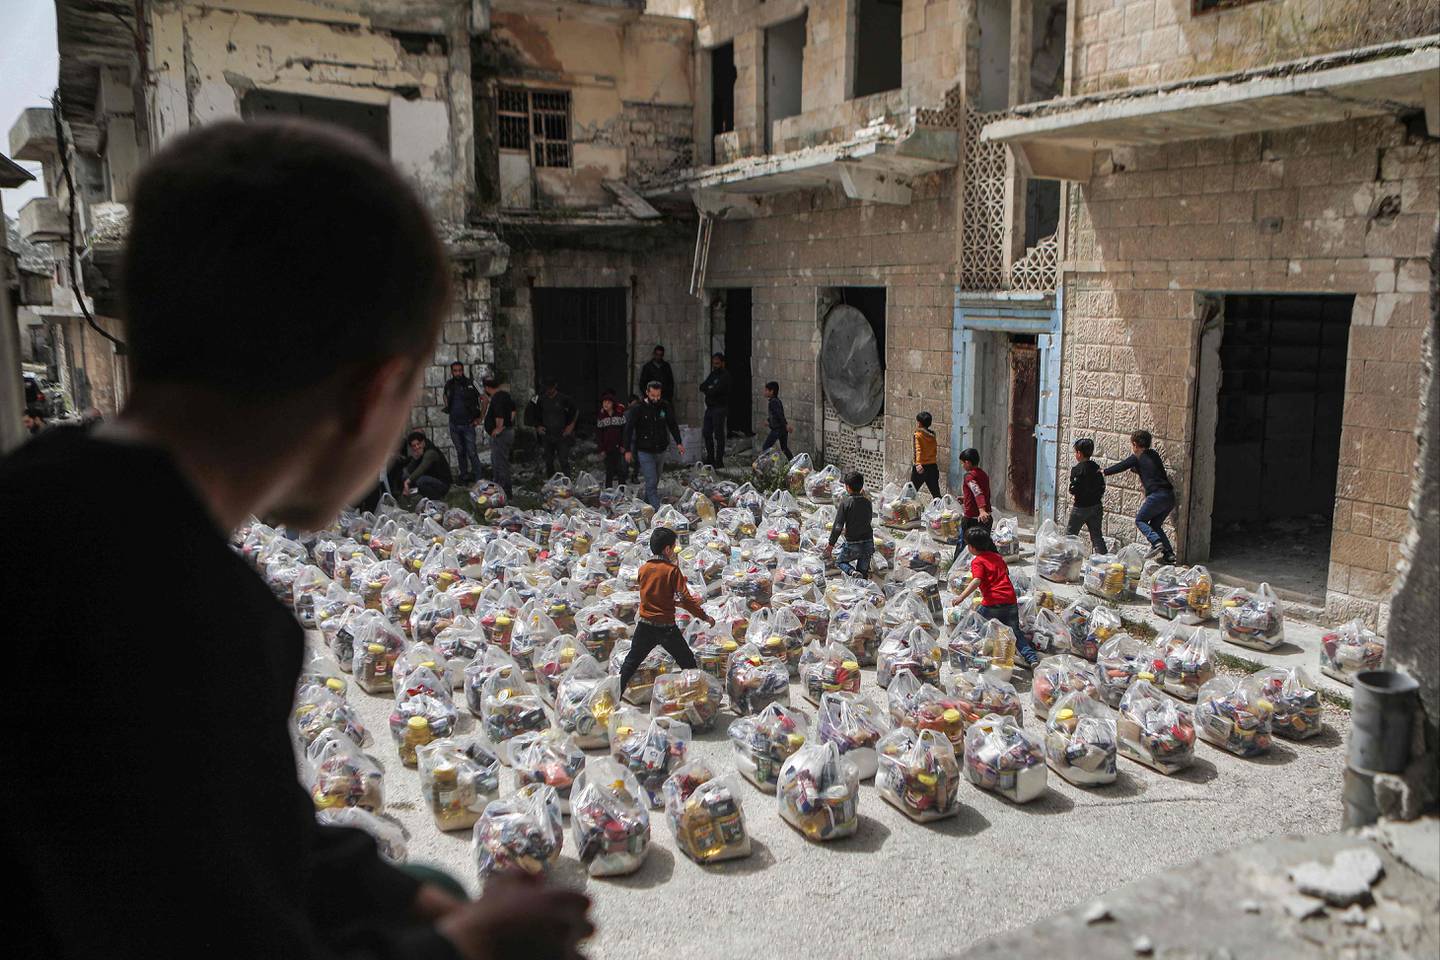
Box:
703;171;958;487
1060;115;1439;627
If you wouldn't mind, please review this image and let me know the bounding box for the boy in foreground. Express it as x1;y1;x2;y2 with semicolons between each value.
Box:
0;120;590;960
1067;437;1107;554
1103;429;1177;565
824;471;874;578
953;525;1041;669
616;528;715;694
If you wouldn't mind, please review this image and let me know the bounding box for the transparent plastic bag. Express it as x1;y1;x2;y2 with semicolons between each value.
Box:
1094;633;1165;707
885;671;966;750
1161;626;1216;700
720;559;774;610
394;645;457;697
306;728;384;813
652;505;692;546
731;481;766;523
877;727;962;822
650;669;724;731
389;687;458;767
772;551;827;594
1219;582;1286;651
1150;564;1213;623
1044;691;1118;786
352;616;406;694
728;703;808;793
963;713;1047;803
717;506;758;540
804;463;843;503
893;530;945;579
877;624;944;689
724;642;791;715
1319;619;1386;685
744;607;805;673
665;762;751;863
417;736;501;831
686;620;740;682
1031;653;1094;719
818;690;892;780
316;807;409;863
799;640;862;705
608;636;676;705
433;618;485;685
907;572;945;621
1196;675;1274;757
554;655;620;748
293;686;369;752
479;667;549;760
923;495;964;546
571;757;651;877
751;447;789;488
785;453;814;498
1028;605;1070;658
534;634;584;705
758;514;802;553
1253;666;1324;740
509;607;562;681
475;587;523;651
1058;596;1106;661
1034;518;1086;584
463;645;520;717
828;595;881;665
1117;676;1196;774
472;782;563;878
992;516;1020;558
1083;544;1146;601
292;565;333;628
950;668;1024;729
946;616;1016;680
608;711;691;809
777;741;860;842
878;481;924;529
509;728;587;814
467;479;508;511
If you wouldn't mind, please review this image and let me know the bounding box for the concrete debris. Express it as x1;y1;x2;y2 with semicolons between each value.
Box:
1373;818;1440;884
1240;899;1263;914
1131;934;1154;955
1281;894;1326;920
1338;905;1369;925
1367;916;1386;933
1083;902;1113;925
1289;848;1385;906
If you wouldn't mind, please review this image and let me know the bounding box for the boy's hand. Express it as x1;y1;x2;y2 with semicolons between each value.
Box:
438;871;593;960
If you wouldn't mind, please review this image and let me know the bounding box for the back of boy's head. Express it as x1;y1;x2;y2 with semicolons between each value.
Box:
123;119;449;398
964;524;998;553
959;447;980;467
1074;438;1095;458
916;411;932;428
843;471;864;492
1130;429;1153;449
649;527;678;556
765;381;779;394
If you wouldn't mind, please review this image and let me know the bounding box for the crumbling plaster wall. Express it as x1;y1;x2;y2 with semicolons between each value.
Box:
485;6;694;207
1069;0;1440;94
703;172;958;482
1058;115;1439;628
144;0;471;221
691;0;965;161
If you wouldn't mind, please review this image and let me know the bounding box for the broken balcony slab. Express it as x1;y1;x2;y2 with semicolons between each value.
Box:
982;36;1440;180
641;121;959;216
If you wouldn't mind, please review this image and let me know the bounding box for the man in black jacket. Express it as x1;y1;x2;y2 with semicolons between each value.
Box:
442;362;483;483
0;120;591;960
637;344;674;402
534;378;579;476
481;376;516;498
1066;437;1107;554
624;380;685;508
699;352;731;467
1103;428;1177;564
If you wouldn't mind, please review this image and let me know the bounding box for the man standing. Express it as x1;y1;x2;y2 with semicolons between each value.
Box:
699;352;731;468
595;390;628;489
624;380;685;509
534;378;578;477
638;344;674;402
442;362;482;484
481;376;516;498
0;119;590;960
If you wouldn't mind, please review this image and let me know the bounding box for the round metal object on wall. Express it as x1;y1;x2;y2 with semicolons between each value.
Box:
821;303;884;425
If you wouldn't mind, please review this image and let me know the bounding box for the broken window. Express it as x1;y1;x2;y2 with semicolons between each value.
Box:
496;87;572;169
853;0;903;98
711;42;736;139
240;90;389;152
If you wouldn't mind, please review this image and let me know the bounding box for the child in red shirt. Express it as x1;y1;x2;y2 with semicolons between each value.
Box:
954;525;1040;668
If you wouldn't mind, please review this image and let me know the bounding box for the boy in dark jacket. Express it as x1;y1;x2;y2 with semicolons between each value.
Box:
824;471;874;577
1066;437;1107;554
1103;429;1176;564
596;390;628;488
699;352;731;467
761;381;793;458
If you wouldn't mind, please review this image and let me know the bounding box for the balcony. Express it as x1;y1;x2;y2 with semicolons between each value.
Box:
8;107;57;162
19;197;66;243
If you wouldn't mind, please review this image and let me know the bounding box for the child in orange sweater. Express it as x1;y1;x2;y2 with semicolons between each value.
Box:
910;411;941;498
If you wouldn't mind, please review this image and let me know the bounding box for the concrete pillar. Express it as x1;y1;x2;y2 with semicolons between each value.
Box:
0;190;27;453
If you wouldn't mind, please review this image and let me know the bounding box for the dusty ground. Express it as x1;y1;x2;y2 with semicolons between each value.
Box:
311;526;1353;960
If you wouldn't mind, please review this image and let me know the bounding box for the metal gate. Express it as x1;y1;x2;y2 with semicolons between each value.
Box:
532;287;628;437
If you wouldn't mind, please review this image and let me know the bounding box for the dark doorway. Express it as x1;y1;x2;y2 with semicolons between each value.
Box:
240;90;389;152
836;287;886;372
854;0;903;97
532;288;628;439
711;43;736;139
764;14;806;148
1208;293;1352;601
1007;339;1039;515
724;288;753;437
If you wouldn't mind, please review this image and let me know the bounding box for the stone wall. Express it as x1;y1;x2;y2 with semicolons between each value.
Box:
703;171;958;485
622;101;695;185
1070;0;1440;94
411;256;501;464
1059;115;1439;626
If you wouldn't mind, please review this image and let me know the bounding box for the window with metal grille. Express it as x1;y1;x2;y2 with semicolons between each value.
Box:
495;87;572;169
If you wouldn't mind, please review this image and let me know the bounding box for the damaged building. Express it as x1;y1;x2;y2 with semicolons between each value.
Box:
11;0;1438;630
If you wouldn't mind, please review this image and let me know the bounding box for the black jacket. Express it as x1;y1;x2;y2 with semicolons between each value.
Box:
482;389;515;434
1104;449;1173;495
638;359;674;401
700;368;731;409
1069;459;1106;508
624;398;682;454
829;493;874;546
442;376;482;423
